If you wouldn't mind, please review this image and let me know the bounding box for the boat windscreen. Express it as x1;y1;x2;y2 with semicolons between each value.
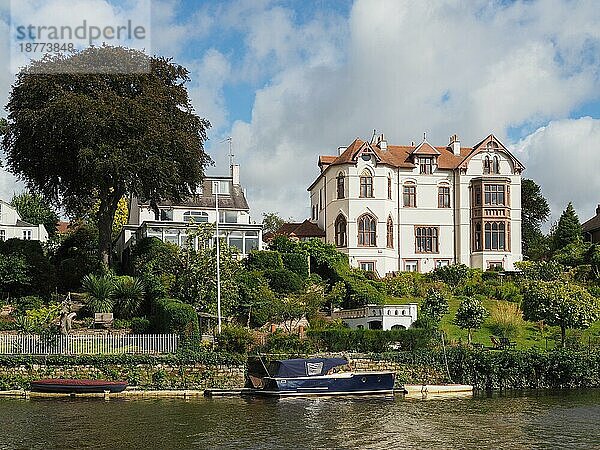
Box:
271;358;348;378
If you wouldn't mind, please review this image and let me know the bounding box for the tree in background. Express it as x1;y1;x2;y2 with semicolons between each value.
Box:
522;280;600;346
552;203;582;251
521;179;550;260
10;192;60;237
0;117;7;136
421;288;449;323
3;46;211;265
454;296;488;344
262;212;286;234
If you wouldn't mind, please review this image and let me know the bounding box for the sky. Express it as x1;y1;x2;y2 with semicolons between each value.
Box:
1;0;600;227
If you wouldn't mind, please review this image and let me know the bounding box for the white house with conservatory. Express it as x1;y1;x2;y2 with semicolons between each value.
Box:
308;132;524;276
116;164;263;259
0;199;49;242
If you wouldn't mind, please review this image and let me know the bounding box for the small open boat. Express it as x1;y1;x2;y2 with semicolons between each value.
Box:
247;357;395;397
30;379;128;394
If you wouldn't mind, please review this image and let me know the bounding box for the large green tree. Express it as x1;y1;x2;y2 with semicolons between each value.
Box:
2;46;211;264
522;280;600;346
552;202;582;251
521;179;550;260
454;296;488;344
10;191;59;236
262;212;286;234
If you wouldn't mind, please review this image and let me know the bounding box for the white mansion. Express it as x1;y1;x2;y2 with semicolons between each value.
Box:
308;133;524;275
116;164;263;260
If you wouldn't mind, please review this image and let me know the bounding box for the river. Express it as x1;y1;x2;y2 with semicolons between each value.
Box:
1;390;599;449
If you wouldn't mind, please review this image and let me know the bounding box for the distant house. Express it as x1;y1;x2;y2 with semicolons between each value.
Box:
583;205;600;243
332;304;418;330
0;199;49;242
265;219;325;243
115;164;263;260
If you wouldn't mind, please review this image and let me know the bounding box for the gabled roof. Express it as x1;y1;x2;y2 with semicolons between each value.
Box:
274;220;325;238
583;209;600;233
411;140;441;156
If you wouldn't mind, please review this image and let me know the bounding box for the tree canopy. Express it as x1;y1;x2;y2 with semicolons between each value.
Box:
522;280;600;346
262;212;286;234
552;202;582;251
454;296;488;344
2;45;211;264
521;179;550;259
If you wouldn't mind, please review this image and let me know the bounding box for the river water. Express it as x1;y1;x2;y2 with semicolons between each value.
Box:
1;390;599;449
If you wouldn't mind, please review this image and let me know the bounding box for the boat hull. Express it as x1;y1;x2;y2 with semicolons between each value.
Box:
254;372;395;397
30;379;128;394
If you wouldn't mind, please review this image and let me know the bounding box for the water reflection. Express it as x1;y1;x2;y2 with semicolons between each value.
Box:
0;390;599;449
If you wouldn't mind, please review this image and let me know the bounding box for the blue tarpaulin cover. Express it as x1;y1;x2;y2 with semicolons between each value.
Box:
270;358;348;378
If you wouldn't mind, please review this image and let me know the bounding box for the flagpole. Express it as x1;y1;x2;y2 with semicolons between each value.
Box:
215;182;222;334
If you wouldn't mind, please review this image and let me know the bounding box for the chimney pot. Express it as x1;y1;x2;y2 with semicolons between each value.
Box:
449;134;461;156
596;204;600;216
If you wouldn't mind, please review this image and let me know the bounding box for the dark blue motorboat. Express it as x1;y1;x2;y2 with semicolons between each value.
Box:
247;357;395;397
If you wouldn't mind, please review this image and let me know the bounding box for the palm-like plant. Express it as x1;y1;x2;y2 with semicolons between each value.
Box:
112;276;146;319
82;274;114;313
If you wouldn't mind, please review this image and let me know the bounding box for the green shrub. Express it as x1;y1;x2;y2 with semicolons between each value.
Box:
153;298;199;339
82;274;114;314
515;260;563;281
113;319;132;329
127;237;182;293
482;270;500;281
430;263;470;287
0;239;56;297
494;282;523;303
0;317;17;331
216;325;254;354
246;250;283;271
131;317;151;334
384;272;428;297
112;276;145;319
0;253;31;298
263;332;315;354
308;328;435;353
53;225;100;291
489;301;525;339
281;253;309;278
264;269;304;294
12;296;43;315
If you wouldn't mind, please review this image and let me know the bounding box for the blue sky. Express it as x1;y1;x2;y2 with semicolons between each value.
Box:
1;0;600;224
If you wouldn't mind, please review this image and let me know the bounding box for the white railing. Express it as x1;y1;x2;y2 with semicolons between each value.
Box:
0;334;179;355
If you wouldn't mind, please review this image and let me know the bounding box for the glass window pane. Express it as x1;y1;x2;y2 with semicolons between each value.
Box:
245;237;259;252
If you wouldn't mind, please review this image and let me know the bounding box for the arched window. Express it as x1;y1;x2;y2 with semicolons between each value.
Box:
336;172;345;199
403;182;416;207
386;216;394;248
484;221;506;251
335;215;347;247
358;214;377;247
183;211;209;223
483;156;491;174
493;156;500;174
360;169;373;198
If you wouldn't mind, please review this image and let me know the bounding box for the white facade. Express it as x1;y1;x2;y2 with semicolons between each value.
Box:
116;164;263;259
0;199;49;242
308;133;523;275
332;304;418;330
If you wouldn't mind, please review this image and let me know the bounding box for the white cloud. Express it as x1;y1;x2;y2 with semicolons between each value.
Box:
229;0;600;221
514;117;600;226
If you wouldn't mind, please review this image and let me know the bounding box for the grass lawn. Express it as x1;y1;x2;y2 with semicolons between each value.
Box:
389;295;600;350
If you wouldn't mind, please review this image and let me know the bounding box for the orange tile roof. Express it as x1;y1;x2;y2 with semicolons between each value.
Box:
321;138;472;170
274;220;325;238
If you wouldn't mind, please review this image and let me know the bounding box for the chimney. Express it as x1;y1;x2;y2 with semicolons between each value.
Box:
449;134;461;156
231;164;240;185
596;204;600;216
379;133;387;151
338;146;347;156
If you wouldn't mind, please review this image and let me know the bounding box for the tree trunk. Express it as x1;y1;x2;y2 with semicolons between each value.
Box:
467;329;472;345
97;190;123;267
561;326;566;348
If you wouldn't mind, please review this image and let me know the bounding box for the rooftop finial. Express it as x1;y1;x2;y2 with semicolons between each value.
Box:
423;132;427;141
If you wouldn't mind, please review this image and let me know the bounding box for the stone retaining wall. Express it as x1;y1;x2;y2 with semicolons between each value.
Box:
0;363;245;391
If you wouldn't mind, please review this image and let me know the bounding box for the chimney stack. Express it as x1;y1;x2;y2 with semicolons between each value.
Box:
379;133;387;151
231;164;240;185
449;134;461;156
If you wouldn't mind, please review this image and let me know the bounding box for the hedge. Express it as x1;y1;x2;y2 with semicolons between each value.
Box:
282;253;309;278
246;250;284;271
153;298;199;339
308;328;435;353
264;269;304;294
